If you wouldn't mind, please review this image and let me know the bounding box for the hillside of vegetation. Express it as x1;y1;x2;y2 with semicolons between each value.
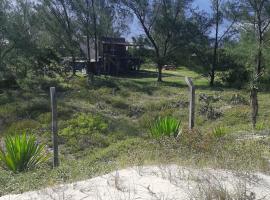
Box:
0;67;269;196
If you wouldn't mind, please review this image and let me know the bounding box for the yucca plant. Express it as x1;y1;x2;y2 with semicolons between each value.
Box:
212;126;228;138
0;133;49;172
149;116;181;138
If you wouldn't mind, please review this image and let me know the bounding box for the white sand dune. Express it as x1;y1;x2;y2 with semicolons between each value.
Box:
1;165;270;200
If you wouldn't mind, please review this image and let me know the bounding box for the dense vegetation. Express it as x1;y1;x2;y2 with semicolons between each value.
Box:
1;0;270;197
0;67;269;195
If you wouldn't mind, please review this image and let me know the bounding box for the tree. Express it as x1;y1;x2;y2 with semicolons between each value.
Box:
0;0;12;76
39;0;80;74
209;0;238;87
69;0;92;63
235;0;270;128
119;0;193;82
69;0;130;80
0;0;44;79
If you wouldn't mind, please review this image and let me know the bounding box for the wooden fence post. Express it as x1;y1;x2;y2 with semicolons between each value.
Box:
50;87;59;167
185;77;195;130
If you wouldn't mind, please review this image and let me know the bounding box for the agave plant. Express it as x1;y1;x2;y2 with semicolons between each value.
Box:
212;126;228;138
0;133;49;172
149;116;181;138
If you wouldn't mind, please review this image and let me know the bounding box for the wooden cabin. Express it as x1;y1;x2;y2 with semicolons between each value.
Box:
79;37;142;75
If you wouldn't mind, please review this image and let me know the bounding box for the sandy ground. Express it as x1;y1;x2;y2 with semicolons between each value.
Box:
1;165;270;200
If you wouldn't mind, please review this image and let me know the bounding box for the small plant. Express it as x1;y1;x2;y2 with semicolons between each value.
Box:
230;94;249;105
255;121;267;131
212;126;228;138
149;116;181;138
199;93;222;120
0;133;49;172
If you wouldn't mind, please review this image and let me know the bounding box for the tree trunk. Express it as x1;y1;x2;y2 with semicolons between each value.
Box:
0;48;2;72
86;29;91;63
250;35;263;128
250;87;258;129
72;56;76;75
86;0;91;63
157;62;162;82
210;0;219;87
91;0;98;76
210;42;218;87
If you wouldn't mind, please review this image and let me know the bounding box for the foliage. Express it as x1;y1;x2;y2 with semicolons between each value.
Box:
60;113;108;137
229;94;249;105
216;49;250;89
60;113;109;152
120;0;195;81
4;120;40;135
255;121;267;131
212;126;228;138
0;133;49;172
149;116;181;138
199;93;223;120
0;68;270;196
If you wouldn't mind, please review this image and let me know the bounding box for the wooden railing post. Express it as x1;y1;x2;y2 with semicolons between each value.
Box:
185;77;195;130
50;87;59;167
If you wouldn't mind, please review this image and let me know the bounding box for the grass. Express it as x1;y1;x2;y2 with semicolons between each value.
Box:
0;66;270;195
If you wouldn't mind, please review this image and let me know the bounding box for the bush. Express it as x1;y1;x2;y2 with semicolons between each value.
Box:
0;133;49;172
199;94;222;120
60;113;109;153
229;94;249;105
149;116;181;138
5;119;40;135
60;113;108;137
215;50;249;89
255;121;267;131
217;67;249;89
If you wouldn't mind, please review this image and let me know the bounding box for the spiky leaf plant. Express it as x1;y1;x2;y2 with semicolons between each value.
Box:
0;133;49;172
149;116;181;138
212;126;228;138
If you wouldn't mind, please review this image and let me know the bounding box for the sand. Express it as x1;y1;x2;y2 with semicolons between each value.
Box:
1;165;270;200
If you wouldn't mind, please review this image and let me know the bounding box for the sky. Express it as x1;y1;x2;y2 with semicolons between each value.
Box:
127;0;212;40
194;0;211;12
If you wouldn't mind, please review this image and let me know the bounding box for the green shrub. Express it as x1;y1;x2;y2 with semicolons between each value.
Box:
60;113;109;153
212;126;228;138
255;121;267;131
0;133;49;172
109;98;129;110
5;119;40;135
149;116;181;138
60;113;108;137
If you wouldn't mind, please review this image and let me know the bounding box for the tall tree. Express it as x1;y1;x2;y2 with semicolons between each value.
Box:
69;0;92;62
209;0;238;86
119;0;193;82
0;0;12;76
39;0;79;70
235;0;270;128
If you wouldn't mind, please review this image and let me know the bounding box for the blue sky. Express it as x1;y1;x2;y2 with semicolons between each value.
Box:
194;0;211;12
127;0;212;40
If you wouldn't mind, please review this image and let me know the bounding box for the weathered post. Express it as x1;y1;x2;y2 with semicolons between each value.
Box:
185;77;195;129
50;87;59;167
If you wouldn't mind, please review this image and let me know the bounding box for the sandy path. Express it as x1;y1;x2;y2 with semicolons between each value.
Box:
1;165;270;200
